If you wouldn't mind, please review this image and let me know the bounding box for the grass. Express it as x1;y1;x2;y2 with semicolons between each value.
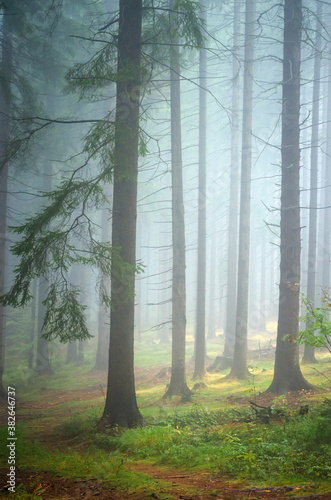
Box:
4;398;329;494
0;425;177;499
78;400;331;484
1;336;331;498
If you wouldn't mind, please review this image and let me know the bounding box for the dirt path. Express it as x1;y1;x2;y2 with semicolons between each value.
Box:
128;462;331;500
1;366;331;499
1;466;330;499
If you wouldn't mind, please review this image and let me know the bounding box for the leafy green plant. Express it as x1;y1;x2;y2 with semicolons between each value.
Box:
318;397;331;418
57;412;99;438
168;404;219;429
147;404;256;429
296;290;331;352
91;402;331;484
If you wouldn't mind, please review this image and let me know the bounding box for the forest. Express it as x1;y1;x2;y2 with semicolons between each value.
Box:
0;0;331;498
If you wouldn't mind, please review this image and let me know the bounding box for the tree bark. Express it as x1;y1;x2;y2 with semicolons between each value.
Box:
35;87;55;376
94;187;112;370
193;3;207;380
66;341;78;364
36;277;52;375
103;0;143;427
302;4;322;364
259;233;267;332
35;62;59;376
164;0;191;398
266;0;313;395
78;340;84;363
321;43;331;290
157;225;170;344
228;0;255;379
316;63;328;293
28;278;38;369
223;0;240;358
207;238;216;339
135;218;142;343
0;6;12;398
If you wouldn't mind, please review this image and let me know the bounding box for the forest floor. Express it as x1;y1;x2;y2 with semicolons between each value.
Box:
0;464;329;499
1;339;331;499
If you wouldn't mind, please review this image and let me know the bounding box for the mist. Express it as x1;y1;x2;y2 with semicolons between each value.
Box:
0;0;330;498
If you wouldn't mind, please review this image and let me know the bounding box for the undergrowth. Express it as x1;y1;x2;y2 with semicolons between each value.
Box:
2;342;330;495
51;399;331;486
0;424;170;498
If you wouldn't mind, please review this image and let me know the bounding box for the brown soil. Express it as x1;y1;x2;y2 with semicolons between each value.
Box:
126;463;331;500
0;466;329;499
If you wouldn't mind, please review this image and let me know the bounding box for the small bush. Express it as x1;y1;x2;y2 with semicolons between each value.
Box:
93;402;331;483
149;403;254;429
57;412;99;438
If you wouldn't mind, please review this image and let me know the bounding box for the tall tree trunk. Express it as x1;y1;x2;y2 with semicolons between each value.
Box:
316;65;328;292
193;3;207;380
135;218;142;343
266;0;312;394
143;220;150;331
36;257;52;376
268;245;278;320
322;45;331;290
0;7;12;398
35;134;53;375
68;263;86;364
157;225;170;344
223;0;240;358
302;4;322;364
164;0;191;398
259;233;267;332
95;296;110;368
94;187;112;370
36;277;52;375
66;341;78;364
248;238;258;329
300;84;310;318
78;340;84;363
207;238;216;339
35;68;58;376
228;0;255;379
103;0;143;427
28;278;38;369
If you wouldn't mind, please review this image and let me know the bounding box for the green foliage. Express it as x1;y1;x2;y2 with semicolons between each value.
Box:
92;402;331;483
142;0;204;67
66;44;117;100
318;397;331;418
83;119;115;168
1;0;205;346
138;132;150;157
173;0;204;48
0;159;145;342
57;412;99;438
148;402;299;429
3;356;331;494
0;424;170;497
42;285;91;343
150;403;219;428
2;175;108;294
296;291;331;352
